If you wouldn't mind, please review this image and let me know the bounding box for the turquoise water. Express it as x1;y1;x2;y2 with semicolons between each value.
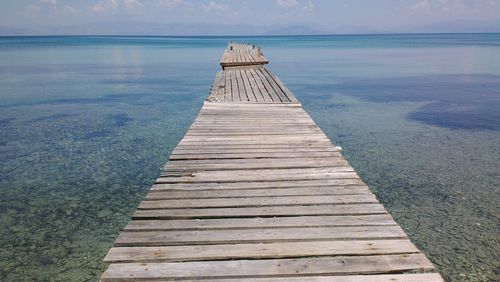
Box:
0;34;499;281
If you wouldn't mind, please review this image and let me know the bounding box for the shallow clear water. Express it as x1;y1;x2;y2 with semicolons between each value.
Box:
0;34;499;281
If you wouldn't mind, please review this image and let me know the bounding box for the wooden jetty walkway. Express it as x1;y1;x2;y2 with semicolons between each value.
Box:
100;43;443;281
220;42;268;69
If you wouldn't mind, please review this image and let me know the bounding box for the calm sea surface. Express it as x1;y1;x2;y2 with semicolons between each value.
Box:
0;34;499;281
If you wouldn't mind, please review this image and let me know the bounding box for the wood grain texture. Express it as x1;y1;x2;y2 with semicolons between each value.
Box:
207;67;299;103
101;254;436;280
220;43;269;69
132;204;389;219
124;215;397;231
180;273;444;282
104;239;417;263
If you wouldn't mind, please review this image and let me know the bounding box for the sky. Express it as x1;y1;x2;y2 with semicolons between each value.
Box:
1;0;500;35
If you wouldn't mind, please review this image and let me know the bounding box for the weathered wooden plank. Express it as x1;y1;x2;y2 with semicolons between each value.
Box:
179;138;330;144
263;67;299;103
115;226;407;246
161;166;354;176
196;110;308;114
124;215;396;231
167;153;341;160
163;158;349;170
101;254;434;280
243;69;262;102
180;133;328;141
197;113;309;117
253;65;282;102
172;146;336;153
168;152;342;160
236;68;249;102
186;127;316;131
133;204;388;219
139;194;378;209
191;122;315;126
196;109;308;115
186;127;320;132
230;69;238;102
202;102;301;107
167;155;341;163
193;117;308;121
150;179;366;191
183;132;324;137
169;152;340;161
173;143;332;149
178;138;330;143
257;67;290;102
188;122;316;127
171;147;339;155
156;173;359;183
156;170;358;183
241;69;259;102
207;70;224;102
249;68;273;102
104;239;416;263
181;273;445;282
161;165;354;174
145;186;369;200
163;163;350;172
223;69;231;102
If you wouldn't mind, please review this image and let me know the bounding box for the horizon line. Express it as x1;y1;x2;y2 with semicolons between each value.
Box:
1;32;500;38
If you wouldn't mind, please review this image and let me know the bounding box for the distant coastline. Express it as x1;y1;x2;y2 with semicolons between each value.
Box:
2;32;500;38
2;20;500;37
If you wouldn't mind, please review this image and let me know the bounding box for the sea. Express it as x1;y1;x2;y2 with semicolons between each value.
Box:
0;34;499;281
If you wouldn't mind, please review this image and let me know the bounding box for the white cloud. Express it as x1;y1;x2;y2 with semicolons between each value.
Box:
303;0;315;13
409;0;432;12
200;1;228;12
32;0;78;15
123;0;143;9
24;4;41;16
40;0;57;4
156;0;184;8
408;0;474;14
92;0;177;13
61;5;78;14
276;0;298;8
92;0;119;13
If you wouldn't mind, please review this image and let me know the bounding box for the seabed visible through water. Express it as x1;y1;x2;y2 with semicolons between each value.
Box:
0;35;499;281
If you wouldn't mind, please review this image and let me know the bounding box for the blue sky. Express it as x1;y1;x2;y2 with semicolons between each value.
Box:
1;0;500;35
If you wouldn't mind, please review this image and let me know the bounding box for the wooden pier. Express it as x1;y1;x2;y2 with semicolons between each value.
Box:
220;42;268;69
100;43;443;281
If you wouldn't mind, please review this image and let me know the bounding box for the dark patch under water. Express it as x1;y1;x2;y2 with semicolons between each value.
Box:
109;113;133;127
302;74;500;131
0;118;15;125
84;129;113;139
27;113;77;123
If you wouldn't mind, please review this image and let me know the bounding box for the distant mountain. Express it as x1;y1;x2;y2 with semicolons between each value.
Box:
262;25;324;35
0;21;324;36
50;22;263;36
1;20;499;36
0;26;37;36
406;20;500;34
